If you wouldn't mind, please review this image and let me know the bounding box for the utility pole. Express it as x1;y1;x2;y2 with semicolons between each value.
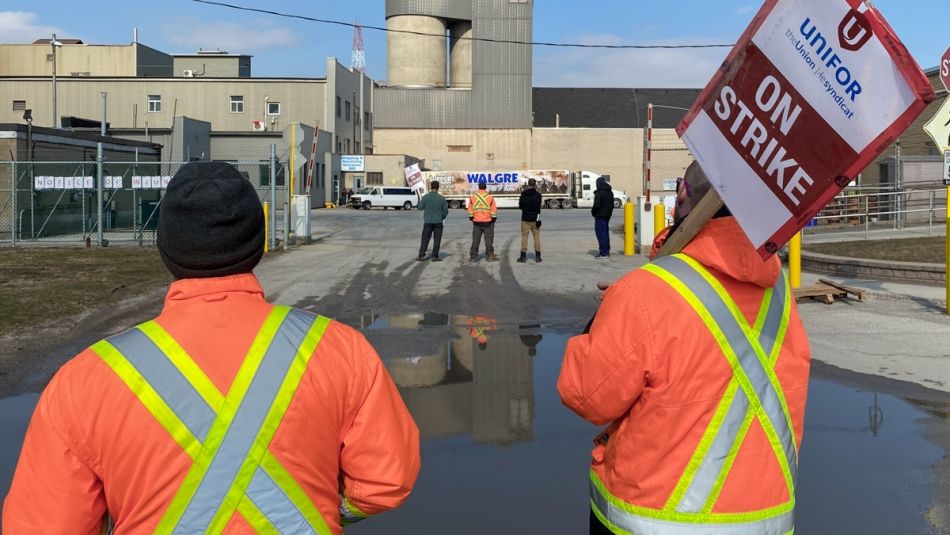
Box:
50;34;60;128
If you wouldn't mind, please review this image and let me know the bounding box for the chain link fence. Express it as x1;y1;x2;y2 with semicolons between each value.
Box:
0;160;287;247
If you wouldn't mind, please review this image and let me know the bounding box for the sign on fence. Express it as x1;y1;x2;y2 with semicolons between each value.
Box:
677;0;935;258
35;176;94;190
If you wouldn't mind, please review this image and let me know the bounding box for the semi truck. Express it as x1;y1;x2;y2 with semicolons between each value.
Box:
419;169;628;210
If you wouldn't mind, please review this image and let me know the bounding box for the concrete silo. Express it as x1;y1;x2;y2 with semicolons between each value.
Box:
387;15;447;88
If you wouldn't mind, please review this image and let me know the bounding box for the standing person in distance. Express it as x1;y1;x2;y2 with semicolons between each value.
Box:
468;181;498;262
417;180;449;262
591;176;614;259
518;178;543;263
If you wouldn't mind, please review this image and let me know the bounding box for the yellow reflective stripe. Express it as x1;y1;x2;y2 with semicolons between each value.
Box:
138;321;225;410
665;286;774;511
591;469;793;524
664;380;740;511
260;453;334;535
156;306;290;534
340;495;370;525
771;272;792;364
91;340;202;459
590;500;633;535
701;410;756;514
676;254;797;457
208;314;331;533
642;264;795;496
93;339;279;533
237;495;280;535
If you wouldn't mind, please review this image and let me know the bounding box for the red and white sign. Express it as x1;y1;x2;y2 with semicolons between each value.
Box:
677;0;935;258
940;46;950;92
404;163;426;195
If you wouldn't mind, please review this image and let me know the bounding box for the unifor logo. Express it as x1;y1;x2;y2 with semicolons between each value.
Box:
838;9;872;52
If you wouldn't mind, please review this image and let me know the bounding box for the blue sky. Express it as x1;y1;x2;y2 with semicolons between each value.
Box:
4;1;946;87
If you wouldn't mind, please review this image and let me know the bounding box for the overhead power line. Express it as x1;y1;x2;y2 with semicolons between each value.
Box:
191;0;736;50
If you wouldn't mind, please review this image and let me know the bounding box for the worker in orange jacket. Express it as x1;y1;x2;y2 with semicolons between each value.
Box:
559;162;810;534
467;181;498;262
3;162;420;535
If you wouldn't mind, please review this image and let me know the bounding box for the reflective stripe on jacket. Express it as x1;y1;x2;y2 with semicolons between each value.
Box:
467;192;497;223
559;217;810;534
3;275;420;535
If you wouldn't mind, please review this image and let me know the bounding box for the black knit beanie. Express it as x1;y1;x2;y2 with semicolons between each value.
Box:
157;161;264;279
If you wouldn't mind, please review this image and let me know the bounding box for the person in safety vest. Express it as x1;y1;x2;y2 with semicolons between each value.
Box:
467;316;497;350
559;161;810;535
3;162;420;535
467;181;498;262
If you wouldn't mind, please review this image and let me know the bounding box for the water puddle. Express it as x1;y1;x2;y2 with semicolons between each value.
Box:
0;316;946;535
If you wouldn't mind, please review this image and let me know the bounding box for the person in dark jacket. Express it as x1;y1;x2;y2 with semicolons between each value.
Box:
517;178;543;263
591;176;614;259
417;181;449;261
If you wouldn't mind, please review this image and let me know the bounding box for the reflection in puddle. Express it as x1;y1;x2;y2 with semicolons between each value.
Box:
0;317;947;535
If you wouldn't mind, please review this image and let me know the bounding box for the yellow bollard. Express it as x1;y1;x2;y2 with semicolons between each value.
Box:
653;203;666;238
945;186;949;314
624;202;635;256
263;201;270;255
789;231;802;290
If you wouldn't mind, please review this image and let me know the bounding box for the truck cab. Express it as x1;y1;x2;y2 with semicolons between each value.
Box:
575;171;627;208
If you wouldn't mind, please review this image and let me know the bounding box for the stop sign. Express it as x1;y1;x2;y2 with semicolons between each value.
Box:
941;46;950;92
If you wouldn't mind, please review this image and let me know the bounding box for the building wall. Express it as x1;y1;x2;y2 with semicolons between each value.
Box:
172;56;248;78
0;44;168;77
326;59;375;156
376;0;533;129
373;128;533;171
373;127;688;198
0;77;328;132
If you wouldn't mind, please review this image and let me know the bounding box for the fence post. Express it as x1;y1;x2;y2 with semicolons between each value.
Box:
789;231;802;290
864;195;869;239
283;202;290;251
624;202;634;256
653;202;665;238
96;142;104;246
10;160;16;247
270;144;278;251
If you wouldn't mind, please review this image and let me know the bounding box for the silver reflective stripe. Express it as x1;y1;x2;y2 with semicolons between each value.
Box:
675;272;790;513
107;311;322;534
246;468;316;534
109;329;216;442
591;479;794;535
174;309;317;533
340;498;365;524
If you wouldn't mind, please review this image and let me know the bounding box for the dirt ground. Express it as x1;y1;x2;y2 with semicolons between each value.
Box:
805;236;946;263
0;248;170;337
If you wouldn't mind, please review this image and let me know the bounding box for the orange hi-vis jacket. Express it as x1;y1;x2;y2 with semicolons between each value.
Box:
467;191;497;223
3;274;420;535
559;217;810;534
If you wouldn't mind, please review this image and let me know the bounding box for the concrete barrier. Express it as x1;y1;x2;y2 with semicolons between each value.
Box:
802;250;945;285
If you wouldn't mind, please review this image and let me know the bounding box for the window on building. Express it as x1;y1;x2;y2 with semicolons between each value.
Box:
147;95;161;113
267;102;281;115
355;142;361;154
447;145;472;153
346;139;351;153
355;106;360;127
336;135;342;153
12;100;26;111
336;97;341;118
69;71;91;77
230;96;244;113
345;101;351;121
367;172;383;185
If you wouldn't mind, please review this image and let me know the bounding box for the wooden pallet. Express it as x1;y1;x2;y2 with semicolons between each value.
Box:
793;279;867;304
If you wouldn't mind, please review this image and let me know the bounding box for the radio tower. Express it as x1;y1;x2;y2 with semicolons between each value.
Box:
351;19;366;73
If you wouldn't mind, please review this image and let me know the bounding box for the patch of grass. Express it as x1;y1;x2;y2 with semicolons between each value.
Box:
0;248;171;337
805;237;946;264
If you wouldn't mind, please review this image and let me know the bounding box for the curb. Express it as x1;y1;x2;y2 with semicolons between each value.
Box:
802;250;945;286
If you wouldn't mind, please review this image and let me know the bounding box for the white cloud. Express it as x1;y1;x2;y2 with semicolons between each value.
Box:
0;11;65;44
534;34;730;88
162;18;299;53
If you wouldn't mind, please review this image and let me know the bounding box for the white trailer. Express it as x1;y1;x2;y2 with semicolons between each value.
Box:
420;169;627;210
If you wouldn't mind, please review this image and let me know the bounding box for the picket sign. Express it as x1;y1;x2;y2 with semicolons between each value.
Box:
659;0;935;259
